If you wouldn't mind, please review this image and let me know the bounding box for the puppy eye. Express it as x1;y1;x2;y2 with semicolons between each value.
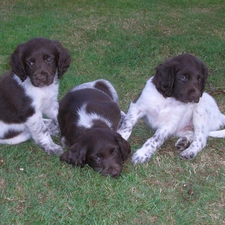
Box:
94;155;102;163
45;56;53;63
26;59;34;67
112;148;119;155
180;74;189;82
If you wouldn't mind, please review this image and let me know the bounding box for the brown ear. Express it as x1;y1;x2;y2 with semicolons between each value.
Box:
9;43;27;81
60;143;87;167
116;133;131;161
53;41;71;79
152;62;177;97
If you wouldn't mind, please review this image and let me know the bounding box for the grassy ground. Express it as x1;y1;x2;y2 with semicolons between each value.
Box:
1;0;225;224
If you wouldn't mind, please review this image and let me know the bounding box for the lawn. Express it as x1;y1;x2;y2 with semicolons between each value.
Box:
0;0;225;224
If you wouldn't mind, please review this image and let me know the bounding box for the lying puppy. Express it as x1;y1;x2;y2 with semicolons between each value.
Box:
118;53;225;163
0;38;71;155
58;79;131;177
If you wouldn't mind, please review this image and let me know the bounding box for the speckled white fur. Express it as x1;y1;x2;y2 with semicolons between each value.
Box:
118;77;225;163
0;74;62;155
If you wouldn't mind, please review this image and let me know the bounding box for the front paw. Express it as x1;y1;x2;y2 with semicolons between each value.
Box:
117;129;131;140
175;137;190;151
44;143;63;156
132;148;153;164
179;149;196;160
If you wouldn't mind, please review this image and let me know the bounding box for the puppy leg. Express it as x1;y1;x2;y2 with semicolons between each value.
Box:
175;130;194;151
43;119;60;136
179;108;209;159
43;99;59;120
120;110;126;121
118;102;144;140
26;113;63;155
42;100;60;135
180;94;225;159
118;111;126;129
132;128;172;164
179;130;207;159
175;137;191;151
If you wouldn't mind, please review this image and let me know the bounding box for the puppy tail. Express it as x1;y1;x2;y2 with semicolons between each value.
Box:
208;114;225;138
208;130;225;138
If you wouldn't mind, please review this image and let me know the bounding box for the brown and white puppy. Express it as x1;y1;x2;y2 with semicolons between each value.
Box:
0;37;71;155
58;79;131;177
118;53;225;163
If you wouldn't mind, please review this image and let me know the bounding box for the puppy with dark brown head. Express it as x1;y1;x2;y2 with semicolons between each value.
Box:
118;53;225;163
152;53;207;103
59;79;131;177
0;37;70;155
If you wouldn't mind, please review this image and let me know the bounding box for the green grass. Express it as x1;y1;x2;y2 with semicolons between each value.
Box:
1;0;225;224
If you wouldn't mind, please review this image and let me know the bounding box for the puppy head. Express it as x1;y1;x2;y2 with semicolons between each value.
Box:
152;53;208;103
60;129;131;177
9;37;71;86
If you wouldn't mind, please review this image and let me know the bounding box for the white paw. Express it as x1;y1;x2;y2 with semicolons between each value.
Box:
44;144;63;156
120;111;126;120
180;149;197;160
117;129;130;140
175;137;190;151
132;148;153;164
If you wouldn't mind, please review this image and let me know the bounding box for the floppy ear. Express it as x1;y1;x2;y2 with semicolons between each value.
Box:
60;143;87;167
9;43;27;81
53;41;71;79
116;133;131;161
152;62;177;97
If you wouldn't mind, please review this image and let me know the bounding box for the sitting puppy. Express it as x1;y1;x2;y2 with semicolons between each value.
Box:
0;38;71;155
58;79;131;177
118;53;225;163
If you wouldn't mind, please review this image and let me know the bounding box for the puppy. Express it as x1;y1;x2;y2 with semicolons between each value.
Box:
0;38;71;155
58;79;131;177
118;53;225;163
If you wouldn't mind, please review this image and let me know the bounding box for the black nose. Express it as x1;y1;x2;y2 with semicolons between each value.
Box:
38;75;47;82
103;165;122;178
111;170;120;178
190;90;201;103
